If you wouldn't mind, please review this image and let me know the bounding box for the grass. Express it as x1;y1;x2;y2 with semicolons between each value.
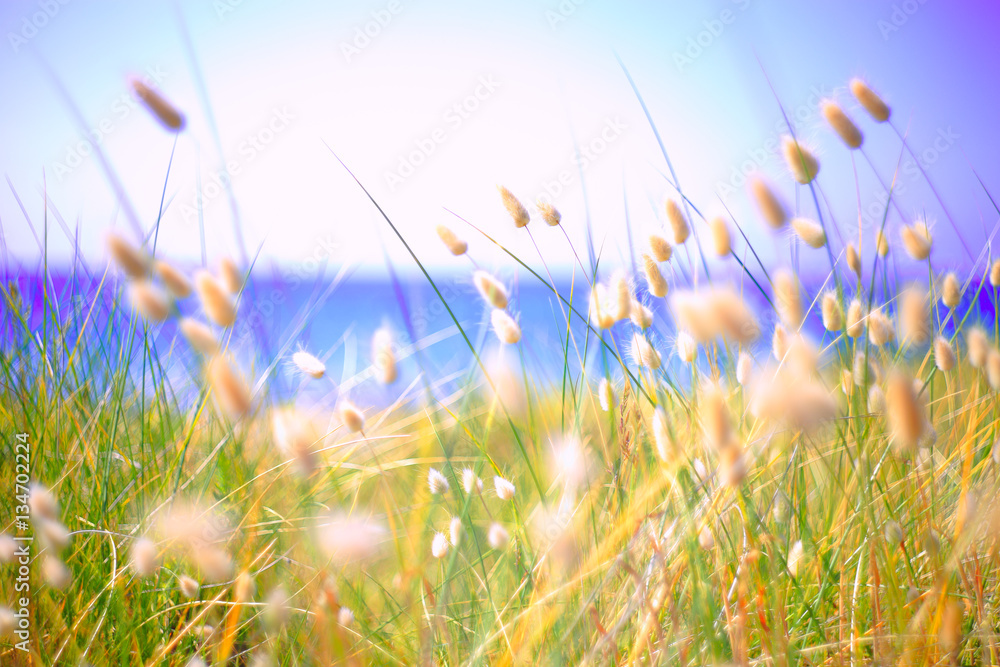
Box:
3;75;1000;667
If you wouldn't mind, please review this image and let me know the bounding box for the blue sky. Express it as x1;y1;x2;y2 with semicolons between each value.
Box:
2;0;998;280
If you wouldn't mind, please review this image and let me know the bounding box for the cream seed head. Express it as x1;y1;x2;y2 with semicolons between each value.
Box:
180;318;219;355
867;308;895;347
736;351;753;386
130;76;186;131
131;538;159;577
338;606;355;627
537;200;561;226
988;350;1000;391
195;270;236;328
631;334;661;370
292;350;326;379
490;308;522;344
791;217;826;248
773;270;803;329
787;540;805;577
885;371;926;453
709;216;731;256
821;292;842;332
934;336;956;372
875;230;890;256
589;285;614;329
899;286;930;345
698;526;715;550
338;400;365;433
372;328;397;385
850;78;891;123
649;234;673;262
665;199;690;245
967;327;989;368
178;575;201;599
42;556;72;589
207;356;252;418
941;273;961;309
629;299;653;329
991;260;1000;287
129;281;171;322
219;257;243;295
781;136;820;184
494;476;515;501
598;377;614;412
676;331;697;364
642;254;669;298
107;232;149;278
846;299;864;338
473;270;509;309
435;224;468;256
272;407;321;475
0;533;15;563
749;176;788;229
449;517;462;546
609;271;632;322
900;222;932;260
487;522;509;549
461;468;483;494
154;260;192;298
428;468;450;495
29;484;58;522
846;244;861;276
821;100;863;149
652;408;678;465
498;186;530;227
234;572;255;603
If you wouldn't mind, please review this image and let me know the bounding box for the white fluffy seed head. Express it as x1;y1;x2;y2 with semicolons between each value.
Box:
131;538;159;577
631;334;661;370
431;532;449;559
629;299;653;329
782;136;820;184
899;286;930;345
967;327;989;368
372;328;397;385
338;400;365;433
867;308;895;347
435;224;468;256
652;408;677;465
850;78;891;123
29;484;58;521
846;299;864;338
698;526;715;550
490;308;522;344
154;260;192;298
179;575;201;599
487;522;509;549
338;606;355;627
787;540;805;577
941;273;961;309
934;336;956;372
461;468;482;494
791;217;827;248
676;332;697;364
129;281;171;322
736;351;753;386
428;468;450;495
821;292;842;332
598;378;614;412
292;350;326;379
317;514;386;565
272;407;321;476
195;270;236;328
449;517;462;546
0;533;15;563
180;318;219;355
774;270;803;328
665;199;690;244
494;476;516;501
474;271;509;309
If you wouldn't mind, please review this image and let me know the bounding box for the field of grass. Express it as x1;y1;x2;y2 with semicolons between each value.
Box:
4;76;1000;666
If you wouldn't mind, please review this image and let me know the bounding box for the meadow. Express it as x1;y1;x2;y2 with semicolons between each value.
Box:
3;74;1000;666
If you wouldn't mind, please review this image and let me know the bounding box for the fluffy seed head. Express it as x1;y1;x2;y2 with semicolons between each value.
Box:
292;350;325;379
318;514;386;565
736;352;753;386
967;327;989;368
131;538;159;577
991;260;1000;287
791;217;826;248
29;484;58;521
179;318;219;355
435;224;468;256
652;408;678;465
207;356;252;418
885;371;926;453
676;332;697;364
431;531;449;558
774;270;803;328
781;136;820;184
338;401;365;433
846;244;861;276
899;286;930;345
494;476;516;500
491;309;522;344
498;186;530;227
988;350;1000;391
708;216;731;256
649;234;673;262
107;232;149;278
875;230;890;256
428;468;450;495
272;407;321;475
821;100;863;148
130;76;186;130
42;556;72;589
700;384;735;452
537;201;561;226
900;222;932;260
154;260;192;298
850;78;891;122
934;336;956;372
179;575;200;599
821;292;842;332
884;520;903;545
698;526;715;550
338;606;354;627
787;540;805;576
372;328;397;384
589;285;614;329
487;522;509;549
629;299;653;329
641;254;668;298
846;299;864;338
665;199;690;244
474;271;508;309
867;383;887;413
235;572;255;603
941;273;961;309
449;517;462;546
749;176;788;229
631;334;661;370
717;446;746;487
195;270;236;327
598;378;614;412
609;271;632;322
867;308;895;347
461;468;482;494
129;281;170;322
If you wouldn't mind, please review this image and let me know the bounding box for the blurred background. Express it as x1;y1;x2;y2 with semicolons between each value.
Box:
3;0;998;279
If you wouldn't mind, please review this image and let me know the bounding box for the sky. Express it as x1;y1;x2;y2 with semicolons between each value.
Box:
2;0;999;282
